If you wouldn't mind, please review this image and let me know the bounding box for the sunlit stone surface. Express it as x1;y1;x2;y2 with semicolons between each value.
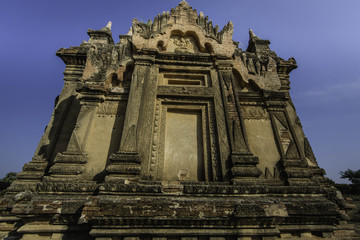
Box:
0;1;355;239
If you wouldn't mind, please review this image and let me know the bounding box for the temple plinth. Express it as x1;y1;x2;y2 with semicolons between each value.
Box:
0;1;355;239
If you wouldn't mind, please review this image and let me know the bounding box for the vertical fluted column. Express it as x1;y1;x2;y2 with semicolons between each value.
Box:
217;60;261;184
105;54;155;182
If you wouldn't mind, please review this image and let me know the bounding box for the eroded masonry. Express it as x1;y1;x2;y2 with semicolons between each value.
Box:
0;1;355;239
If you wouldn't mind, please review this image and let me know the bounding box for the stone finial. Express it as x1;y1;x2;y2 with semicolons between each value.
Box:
106;21;112;30
247;28;271;54
179;0;190;7
100;21;112;32
224;21;233;33
126;27;133;36
249;29;257;39
87;21;114;45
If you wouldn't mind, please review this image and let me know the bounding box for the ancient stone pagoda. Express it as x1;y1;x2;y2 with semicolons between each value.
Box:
0;1;355;239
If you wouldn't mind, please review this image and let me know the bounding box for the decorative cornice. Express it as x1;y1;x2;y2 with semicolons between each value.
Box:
56;47;87;65
131;1;233;44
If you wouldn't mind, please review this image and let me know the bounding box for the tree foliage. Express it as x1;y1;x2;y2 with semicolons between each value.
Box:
338;169;360;195
340;169;360;185
0;172;17;193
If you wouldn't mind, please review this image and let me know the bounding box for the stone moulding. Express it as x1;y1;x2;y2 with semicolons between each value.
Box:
0;1;356;239
7;181;330;195
35;182;98;193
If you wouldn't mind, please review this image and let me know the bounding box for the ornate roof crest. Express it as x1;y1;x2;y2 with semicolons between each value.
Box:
131;1;236;56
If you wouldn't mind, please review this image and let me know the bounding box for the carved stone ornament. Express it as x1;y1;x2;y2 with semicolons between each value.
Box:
0;1;353;239
241;106;269;119
96;101;120;116
168;35;199;53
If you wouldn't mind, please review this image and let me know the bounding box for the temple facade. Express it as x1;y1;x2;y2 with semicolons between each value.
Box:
0;1;355;239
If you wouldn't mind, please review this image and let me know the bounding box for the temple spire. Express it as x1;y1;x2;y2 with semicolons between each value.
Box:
249;29;257;39
179;0;190;7
105;21;112;30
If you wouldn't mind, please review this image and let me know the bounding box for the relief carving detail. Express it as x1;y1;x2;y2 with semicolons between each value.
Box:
241;106;269;119
97;102;120;116
167;35;200;53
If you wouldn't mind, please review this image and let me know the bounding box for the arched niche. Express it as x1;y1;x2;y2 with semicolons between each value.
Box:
205;42;214;54
106;62;134;92
233;68;261;93
158;30;213;54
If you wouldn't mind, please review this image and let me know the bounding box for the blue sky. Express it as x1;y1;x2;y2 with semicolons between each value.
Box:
0;0;359;183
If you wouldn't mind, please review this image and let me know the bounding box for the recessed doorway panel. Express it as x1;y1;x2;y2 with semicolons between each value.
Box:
163;110;204;181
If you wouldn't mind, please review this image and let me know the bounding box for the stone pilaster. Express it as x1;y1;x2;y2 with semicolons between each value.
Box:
8;48;86;192
217;60;261;184
277;58;297;92
46;91;105;181
105;54;155;182
264;91;314;186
